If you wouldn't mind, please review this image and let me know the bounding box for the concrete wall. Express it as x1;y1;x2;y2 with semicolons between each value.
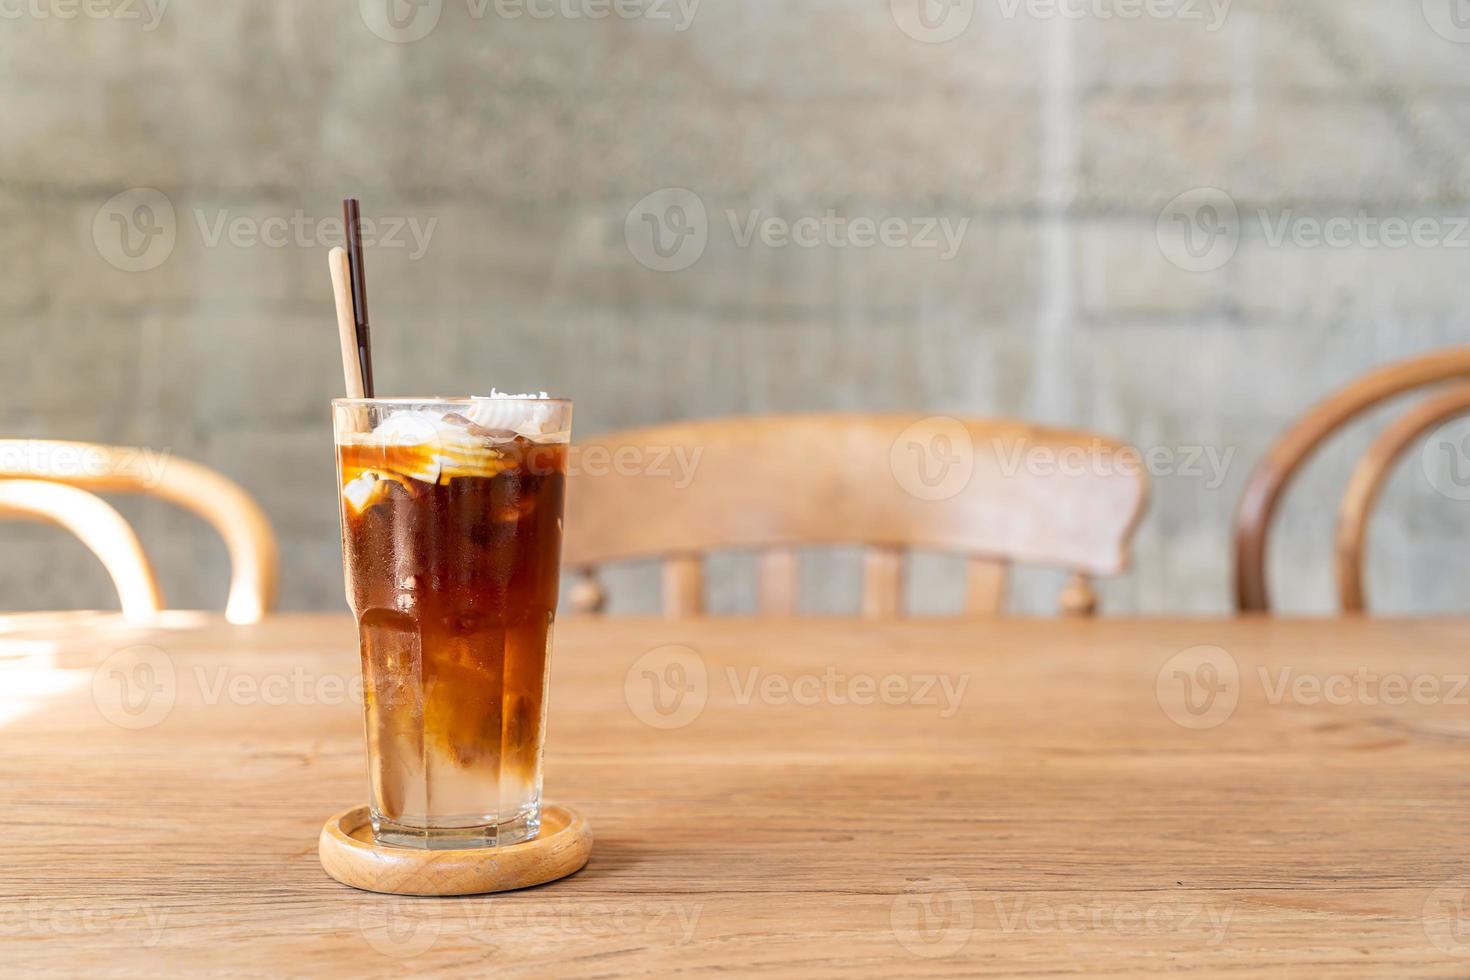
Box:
2;0;1468;616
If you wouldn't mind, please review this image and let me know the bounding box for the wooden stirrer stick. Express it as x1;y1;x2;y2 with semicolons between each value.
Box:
329;246;366;399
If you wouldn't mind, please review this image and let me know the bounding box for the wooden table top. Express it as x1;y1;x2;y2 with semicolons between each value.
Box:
5;613;1470;977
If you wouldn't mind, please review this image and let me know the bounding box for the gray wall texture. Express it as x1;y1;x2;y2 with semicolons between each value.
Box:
2;0;1468;616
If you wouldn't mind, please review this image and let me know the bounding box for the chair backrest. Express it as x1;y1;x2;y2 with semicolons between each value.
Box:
0;480;161;621
0;441;279;623
563;413;1149;617
1233;347;1470;614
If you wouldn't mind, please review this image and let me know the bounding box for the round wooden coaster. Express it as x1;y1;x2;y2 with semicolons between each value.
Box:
318;803;592;897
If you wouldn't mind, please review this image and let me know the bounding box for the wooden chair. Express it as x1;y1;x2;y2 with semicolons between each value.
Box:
563;414;1149;617
0;480;162;622
0;440;279;624
1233;346;1470;614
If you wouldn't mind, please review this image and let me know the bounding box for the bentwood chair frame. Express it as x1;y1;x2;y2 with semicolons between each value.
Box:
563;413;1149;618
1234;346;1470;614
0;440;279;623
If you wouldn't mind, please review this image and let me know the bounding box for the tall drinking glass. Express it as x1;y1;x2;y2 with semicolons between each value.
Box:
332;397;571;849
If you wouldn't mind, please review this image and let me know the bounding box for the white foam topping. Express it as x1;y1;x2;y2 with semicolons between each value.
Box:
463;390;560;437
338;395;566;499
348;393;567;448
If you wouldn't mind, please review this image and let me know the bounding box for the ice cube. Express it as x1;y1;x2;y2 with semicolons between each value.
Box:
342;472;386;515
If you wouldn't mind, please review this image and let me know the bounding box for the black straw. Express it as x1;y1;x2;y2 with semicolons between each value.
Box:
343;198;375;397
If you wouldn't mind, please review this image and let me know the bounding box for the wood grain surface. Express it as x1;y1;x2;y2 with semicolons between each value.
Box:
4;613;1470;977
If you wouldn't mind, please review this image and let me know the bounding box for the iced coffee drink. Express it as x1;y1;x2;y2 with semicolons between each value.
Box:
332;396;571;848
